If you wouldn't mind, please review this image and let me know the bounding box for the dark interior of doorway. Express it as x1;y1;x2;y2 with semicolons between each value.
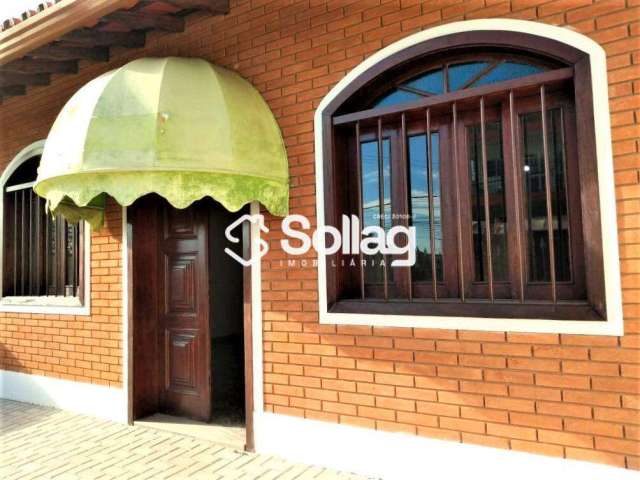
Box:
209;203;245;428
129;194;246;429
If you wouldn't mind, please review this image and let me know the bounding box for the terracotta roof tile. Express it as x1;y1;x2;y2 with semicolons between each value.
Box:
1;1;62;32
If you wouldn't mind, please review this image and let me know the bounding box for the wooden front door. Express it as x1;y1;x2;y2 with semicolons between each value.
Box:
131;196;212;423
159;204;211;421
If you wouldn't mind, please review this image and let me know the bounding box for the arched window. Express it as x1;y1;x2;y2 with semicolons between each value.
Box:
1;142;86;308
316;21;621;333
370;55;552;108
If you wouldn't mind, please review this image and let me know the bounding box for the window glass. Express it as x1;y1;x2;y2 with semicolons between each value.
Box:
521;108;571;282
408;133;443;282
361;139;392;284
374;90;422;108
448;62;490;91
5;157;39;186
470;62;545;88
372;60;547;108
404;69;444;95
467;122;508;283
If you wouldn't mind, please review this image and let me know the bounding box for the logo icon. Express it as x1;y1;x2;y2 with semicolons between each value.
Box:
224;214;269;267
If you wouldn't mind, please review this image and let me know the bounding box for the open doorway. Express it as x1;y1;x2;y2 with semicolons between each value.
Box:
128;194;249;449
209;202;246;430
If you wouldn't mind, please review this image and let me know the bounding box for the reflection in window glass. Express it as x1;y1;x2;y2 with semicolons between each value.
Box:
448;62;490;91
408;133;443;282
361;139;391;284
405;69;444;95
470;62;544;88
373;90;422;108
467;122;508;283
521;109;571;283
372;61;548;108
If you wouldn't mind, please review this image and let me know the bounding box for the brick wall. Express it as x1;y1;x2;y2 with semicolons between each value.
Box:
0;203;122;386
0;0;638;469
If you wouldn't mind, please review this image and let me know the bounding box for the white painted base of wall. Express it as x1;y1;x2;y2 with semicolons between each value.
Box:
0;370;126;423
254;412;636;480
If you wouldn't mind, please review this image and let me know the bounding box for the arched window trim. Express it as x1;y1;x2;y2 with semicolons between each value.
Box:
314;19;622;336
0;140;91;316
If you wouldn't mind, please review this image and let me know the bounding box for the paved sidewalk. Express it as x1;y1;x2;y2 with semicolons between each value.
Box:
0;399;366;480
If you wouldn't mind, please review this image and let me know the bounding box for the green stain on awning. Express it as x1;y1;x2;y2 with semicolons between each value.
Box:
35;57;289;229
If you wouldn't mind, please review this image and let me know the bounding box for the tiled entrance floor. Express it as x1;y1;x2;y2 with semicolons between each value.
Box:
0;399;366;480
135;413;245;450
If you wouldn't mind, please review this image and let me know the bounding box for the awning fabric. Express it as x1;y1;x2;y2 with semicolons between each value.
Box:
35;57;289;228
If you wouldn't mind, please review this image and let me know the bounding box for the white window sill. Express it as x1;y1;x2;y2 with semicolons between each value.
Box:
319;311;624;336
0;296;90;316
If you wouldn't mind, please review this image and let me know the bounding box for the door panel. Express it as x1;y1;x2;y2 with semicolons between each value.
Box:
159;202;211;422
131;196;162;420
165;330;198;390
165;254;197;314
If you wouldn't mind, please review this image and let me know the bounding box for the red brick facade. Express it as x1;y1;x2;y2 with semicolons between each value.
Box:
0;203;123;386
0;0;638;470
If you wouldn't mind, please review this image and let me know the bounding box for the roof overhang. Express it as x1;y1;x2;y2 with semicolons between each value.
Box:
0;0;138;66
0;0;230;102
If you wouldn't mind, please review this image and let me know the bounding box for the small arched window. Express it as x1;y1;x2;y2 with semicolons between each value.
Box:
317;24;619;330
1;148;84;303
371;58;549;108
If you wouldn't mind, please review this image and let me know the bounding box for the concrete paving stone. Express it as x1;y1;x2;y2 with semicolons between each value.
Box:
0;399;364;480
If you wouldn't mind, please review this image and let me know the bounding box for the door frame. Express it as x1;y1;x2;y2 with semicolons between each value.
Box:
124;201;262;452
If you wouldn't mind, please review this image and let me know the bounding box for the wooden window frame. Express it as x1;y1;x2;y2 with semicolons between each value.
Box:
3;182;84;299
0;140;91;315
315;24;622;335
335;78;594;320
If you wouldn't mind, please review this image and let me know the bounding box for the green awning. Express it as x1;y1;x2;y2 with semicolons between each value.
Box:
35;57;289;228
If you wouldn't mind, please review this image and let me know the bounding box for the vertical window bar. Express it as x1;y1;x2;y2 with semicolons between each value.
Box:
61;218;68;296
55;215;62;295
13;191;18;295
377;117;389;301
51;214;56;295
65;222;75;296
26;190;31;295
74;224;80;294
355;121;365;300
443;64;449;94
51;215;56;295
509;91;525;303
20;189;26;296
401;112;412;301
540;85;557;304
76;223;82;297
426;108;438;301
452;102;465;302
479;96;495;302
45;210;49;295
553;108;572;281
28;189;33;295
35;195;42;296
58;216;62;296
